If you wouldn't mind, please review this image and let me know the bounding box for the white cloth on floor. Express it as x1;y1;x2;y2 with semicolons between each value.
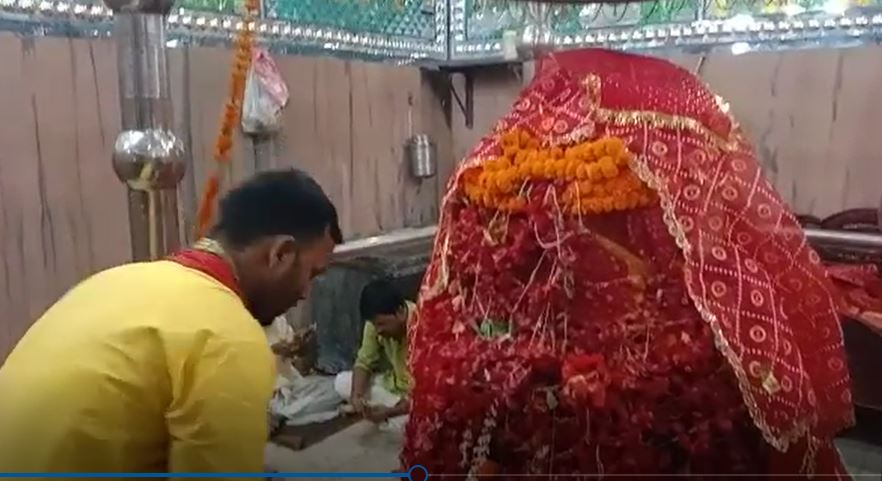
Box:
265;316;342;426
270;372;341;426
334;371;408;433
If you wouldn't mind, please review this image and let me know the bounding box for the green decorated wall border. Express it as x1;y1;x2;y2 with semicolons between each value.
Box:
2;0;882;63
451;0;882;61
0;0;447;61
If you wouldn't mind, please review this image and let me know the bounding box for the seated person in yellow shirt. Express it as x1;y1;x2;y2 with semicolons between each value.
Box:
334;278;414;433
0;169;341;475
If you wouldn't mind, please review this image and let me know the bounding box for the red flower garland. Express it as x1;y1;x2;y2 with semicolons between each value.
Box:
404;182;769;477
403;49;852;480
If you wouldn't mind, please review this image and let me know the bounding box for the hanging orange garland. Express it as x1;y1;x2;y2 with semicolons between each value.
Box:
194;0;260;239
462;129;656;216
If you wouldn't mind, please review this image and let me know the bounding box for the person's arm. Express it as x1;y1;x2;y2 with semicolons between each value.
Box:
388;397;409;417
351;322;381;413
365;397;409;423
270;327;314;359
166;334;274;478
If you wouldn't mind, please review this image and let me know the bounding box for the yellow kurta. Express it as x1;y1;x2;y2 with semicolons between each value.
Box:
0;261;274;477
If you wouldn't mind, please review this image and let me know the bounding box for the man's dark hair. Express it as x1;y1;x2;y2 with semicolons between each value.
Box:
215;169;343;247
359;278;406;321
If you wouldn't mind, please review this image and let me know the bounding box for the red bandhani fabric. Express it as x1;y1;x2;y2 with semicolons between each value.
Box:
167;247;242;299
403;49;852;478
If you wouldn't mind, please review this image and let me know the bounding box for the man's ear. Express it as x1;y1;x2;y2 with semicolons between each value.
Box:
267;236;298;267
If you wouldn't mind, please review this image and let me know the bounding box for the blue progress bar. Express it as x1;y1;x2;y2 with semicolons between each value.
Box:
0;466;429;480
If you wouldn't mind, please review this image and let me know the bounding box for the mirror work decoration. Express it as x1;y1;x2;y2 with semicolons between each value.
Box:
1;0;881;62
456;0;882;60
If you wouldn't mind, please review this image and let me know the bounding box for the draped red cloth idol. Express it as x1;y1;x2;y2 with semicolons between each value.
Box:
403;49;853;478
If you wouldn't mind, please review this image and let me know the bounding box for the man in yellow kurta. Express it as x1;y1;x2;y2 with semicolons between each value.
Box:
0;169;341;476
334;278;413;433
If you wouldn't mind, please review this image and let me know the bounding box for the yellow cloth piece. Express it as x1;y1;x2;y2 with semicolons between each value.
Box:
353;301;414;396
0;261;274;479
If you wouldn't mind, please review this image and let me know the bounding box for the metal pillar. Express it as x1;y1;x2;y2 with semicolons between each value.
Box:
803;228;882;250
876;194;882;232
103;0;186;261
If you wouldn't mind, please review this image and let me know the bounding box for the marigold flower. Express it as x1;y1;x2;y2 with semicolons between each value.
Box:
501;131;519;148
599;157;618;179
603;137;625;156
196;1;255;238
461;130;654;216
530;162;544;177
626;194;641;209
565;160;579;180
215;135;233;155
553;159;566;178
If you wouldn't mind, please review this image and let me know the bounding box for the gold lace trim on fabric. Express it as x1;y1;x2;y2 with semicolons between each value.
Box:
580;74;814;456
582;75;746;154
425;71;820;465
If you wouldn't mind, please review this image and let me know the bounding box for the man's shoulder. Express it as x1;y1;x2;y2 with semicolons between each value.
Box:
80;260;219;290
65;260;256;335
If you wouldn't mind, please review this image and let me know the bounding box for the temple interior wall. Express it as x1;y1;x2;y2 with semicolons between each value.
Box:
0;34;454;359
2;36;881;359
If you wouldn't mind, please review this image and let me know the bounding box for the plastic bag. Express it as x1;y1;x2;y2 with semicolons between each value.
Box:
241;48;289;134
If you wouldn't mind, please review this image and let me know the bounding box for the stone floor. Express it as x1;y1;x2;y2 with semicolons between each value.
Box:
265;422;881;478
837;438;882;478
265;420;402;479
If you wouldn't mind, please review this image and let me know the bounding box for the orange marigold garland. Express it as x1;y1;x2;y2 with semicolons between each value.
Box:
194;0;260;239
462;129;655;216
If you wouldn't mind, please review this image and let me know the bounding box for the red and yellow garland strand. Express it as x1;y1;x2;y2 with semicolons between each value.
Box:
194;0;260;239
462;129;656;215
